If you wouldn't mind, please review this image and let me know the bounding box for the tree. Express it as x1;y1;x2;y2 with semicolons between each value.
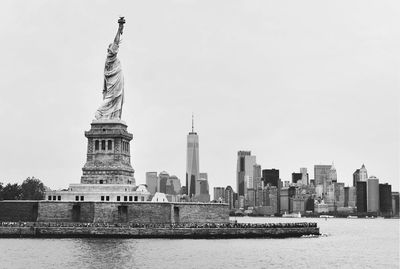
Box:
2;183;22;200
0;182;3;200
21;177;46;200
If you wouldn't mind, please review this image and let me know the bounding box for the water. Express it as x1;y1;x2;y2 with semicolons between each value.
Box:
0;217;398;269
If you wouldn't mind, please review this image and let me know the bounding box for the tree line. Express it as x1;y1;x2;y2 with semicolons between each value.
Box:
0;177;47;200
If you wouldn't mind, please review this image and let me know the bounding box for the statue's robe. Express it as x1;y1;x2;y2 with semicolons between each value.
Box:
95;42;124;120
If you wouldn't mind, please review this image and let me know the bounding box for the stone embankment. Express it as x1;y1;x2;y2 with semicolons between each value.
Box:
0;222;319;239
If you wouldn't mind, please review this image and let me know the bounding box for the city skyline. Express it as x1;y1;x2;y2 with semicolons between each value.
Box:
0;1;398;193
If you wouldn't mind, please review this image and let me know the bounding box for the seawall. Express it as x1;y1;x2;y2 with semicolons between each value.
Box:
0;225;319;239
0;201;229;224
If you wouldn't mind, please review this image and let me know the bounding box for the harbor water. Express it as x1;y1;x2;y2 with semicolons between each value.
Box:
0;217;398;268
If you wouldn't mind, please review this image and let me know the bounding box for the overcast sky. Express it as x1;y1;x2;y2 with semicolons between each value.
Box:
0;0;399;193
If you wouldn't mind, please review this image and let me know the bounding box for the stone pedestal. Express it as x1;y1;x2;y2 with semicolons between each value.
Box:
81;119;135;185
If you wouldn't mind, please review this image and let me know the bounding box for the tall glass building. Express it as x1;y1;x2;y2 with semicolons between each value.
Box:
186;117;199;198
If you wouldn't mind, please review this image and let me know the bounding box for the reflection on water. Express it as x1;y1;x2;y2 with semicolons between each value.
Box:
0;218;398;269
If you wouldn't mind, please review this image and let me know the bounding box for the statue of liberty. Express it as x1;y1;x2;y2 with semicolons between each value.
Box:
95;17;126;120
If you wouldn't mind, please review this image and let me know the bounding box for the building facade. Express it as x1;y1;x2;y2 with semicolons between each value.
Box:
356;181;367;213
314;164;331;194
236;151;256;197
367;176;379;213
146;172;158;195
379;183;392;217
214;187;225;202
186;119;200;198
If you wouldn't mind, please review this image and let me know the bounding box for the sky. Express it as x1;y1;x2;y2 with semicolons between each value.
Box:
0;0;399;194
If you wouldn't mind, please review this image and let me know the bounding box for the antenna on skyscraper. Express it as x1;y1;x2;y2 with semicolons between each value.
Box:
192;113;194;133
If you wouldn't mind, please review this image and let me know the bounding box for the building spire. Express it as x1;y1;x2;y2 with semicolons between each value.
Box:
192;113;194;133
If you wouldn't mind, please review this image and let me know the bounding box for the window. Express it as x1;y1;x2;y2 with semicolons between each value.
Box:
57;196;61;201
141;197;145;201
48;196;51;200
124;196;128;201
101;196;105;201
101;140;106;150
99;180;103;184
129;196;132;201
80;196;84;201
134;196;138;202
75;196;79;201
106;196;110;201
108;140;112;150
53;196;56;200
95;140;99;150
117;196;120;201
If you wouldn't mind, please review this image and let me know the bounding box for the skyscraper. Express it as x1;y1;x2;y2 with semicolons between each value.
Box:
356;181;367;213
314;164;331;194
328;164;337;184
224;186;235;210
186;116;199;198
195;172;210;202
158;171;169;194
367;176;379;213
262;169;280;188
300;168;309;185
379;183;392;217
145;172;158;195
214;187;225;202
236;151;256;196
292;173;302;184
353;164;368;187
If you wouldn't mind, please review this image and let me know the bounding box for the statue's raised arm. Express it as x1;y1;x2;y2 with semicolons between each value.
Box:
95;18;126;120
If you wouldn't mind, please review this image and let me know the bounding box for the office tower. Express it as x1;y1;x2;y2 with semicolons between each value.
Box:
236;151;256;196
348;186;357;207
262;169;280;213
245;175;255;207
214;187;225;202
356;181;367;213
353;164;368;186
186;116;199;198
379;183;392;217
353;170;360;187
335;183;345;208
345;186;356;208
224;186;235;210
194;173;210;202
146;172;158;195
328;164;337;184
158;171;169;194
314;165;332;193
196;173;208;196
253;164;262;189
300;168;309;185
367;176;379;213
359;164;368;181
262;169;280;187
268;187;279;214
392;192;399;217
292;173;302;184
166;175;181;195
280;188;290;213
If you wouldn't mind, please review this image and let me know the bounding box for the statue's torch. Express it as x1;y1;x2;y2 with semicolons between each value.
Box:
118;17;125;35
